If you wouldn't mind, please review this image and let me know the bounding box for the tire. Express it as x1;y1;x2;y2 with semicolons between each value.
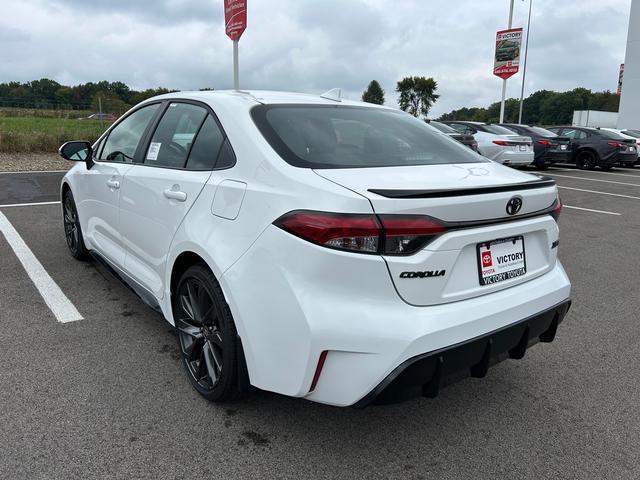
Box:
576;150;597;170
62;189;90;260
174;264;244;402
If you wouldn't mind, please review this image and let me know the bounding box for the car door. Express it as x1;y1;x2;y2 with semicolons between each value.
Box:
77;103;161;267
118;101;227;299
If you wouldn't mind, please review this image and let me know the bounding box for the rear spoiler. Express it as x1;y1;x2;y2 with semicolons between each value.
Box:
368;177;556;199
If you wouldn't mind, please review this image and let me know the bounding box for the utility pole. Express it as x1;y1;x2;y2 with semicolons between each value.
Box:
499;0;515;123
233;40;239;90
98;96;104;129
518;0;533;124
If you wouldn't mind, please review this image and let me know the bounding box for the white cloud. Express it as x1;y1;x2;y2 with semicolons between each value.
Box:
0;0;632;115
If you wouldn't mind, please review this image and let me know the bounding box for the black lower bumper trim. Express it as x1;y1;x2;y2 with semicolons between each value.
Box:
353;299;571;408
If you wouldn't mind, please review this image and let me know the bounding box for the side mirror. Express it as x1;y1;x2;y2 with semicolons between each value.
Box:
59;141;94;169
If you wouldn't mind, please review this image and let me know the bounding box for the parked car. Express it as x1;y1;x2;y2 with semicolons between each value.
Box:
426;120;478;151
495;40;520;62
499;124;571;169
58;90;571;407
599;128;640;165
546;126;638;169
442;121;534;166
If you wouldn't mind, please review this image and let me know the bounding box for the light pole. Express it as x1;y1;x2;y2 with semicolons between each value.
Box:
499;0;515;123
518;0;533;124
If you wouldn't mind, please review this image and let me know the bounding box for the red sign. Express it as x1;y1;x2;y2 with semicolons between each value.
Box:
617;63;624;95
482;252;493;268
224;0;247;41
493;28;523;80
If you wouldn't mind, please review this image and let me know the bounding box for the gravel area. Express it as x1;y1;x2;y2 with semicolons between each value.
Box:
0;153;70;172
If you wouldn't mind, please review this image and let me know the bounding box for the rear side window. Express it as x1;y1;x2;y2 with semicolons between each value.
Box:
185;115;226;170
100;103;160;162
252;105;486;168
145;103;207;168
601;130;631;140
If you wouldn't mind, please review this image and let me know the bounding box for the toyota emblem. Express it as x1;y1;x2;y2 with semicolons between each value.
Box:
506;196;523;215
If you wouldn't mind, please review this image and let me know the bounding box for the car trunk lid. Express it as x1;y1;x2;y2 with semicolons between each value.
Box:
314;163;560;306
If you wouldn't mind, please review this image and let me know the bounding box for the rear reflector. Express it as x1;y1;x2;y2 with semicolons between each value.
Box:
309;350;328;392
551;198;562;222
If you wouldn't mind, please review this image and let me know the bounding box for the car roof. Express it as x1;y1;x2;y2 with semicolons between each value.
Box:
143;89;396;110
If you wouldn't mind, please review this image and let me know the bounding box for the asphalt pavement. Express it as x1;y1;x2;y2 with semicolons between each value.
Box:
0;166;639;479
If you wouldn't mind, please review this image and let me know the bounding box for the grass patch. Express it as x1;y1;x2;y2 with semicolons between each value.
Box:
0;116;108;153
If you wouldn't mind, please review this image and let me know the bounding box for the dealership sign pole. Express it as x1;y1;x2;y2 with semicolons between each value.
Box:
224;0;247;90
495;0;520;123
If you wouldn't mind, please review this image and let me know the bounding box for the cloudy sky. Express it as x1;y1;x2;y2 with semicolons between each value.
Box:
0;0;632;116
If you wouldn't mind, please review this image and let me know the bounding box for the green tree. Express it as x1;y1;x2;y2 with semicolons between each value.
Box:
91;91;129;115
361;80;385;105
396;76;439;118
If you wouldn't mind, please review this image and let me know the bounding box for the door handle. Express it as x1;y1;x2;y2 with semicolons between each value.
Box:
163;188;187;202
106;179;120;189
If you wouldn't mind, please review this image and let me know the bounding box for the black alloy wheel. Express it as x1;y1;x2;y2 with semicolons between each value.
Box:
576;150;597;170
174;264;242;401
62;190;89;260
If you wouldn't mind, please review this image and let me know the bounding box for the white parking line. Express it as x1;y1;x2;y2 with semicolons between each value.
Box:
0;170;68;174
545;173;640;187
550;168;640;178
558;186;640;200
563;205;621;216
0;211;82;323
0;201;61;208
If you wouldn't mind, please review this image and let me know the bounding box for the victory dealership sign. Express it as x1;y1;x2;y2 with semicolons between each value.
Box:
493;28;523;80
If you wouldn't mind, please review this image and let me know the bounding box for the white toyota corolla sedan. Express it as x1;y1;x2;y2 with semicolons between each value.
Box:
58;90;571;407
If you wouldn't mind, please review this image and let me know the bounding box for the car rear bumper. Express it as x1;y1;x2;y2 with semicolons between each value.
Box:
541;151;571;164
352;299;571;407
222;224;571;407
495;150;534;166
615;152;638;165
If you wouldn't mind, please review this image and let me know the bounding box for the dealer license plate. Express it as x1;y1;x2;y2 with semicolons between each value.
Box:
560;144;567;150
477;236;526;286
519;145;527;151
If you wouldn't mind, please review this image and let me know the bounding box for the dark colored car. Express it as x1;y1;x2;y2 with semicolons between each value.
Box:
546;126;638;170
499;124;571;169
427;120;478;151
496;40;520;62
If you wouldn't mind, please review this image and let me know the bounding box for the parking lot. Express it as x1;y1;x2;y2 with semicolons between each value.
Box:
0;166;639;479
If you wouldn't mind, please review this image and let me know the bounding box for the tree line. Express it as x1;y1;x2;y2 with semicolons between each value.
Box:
1;78;619;126
437;88;620;125
0;78;175;113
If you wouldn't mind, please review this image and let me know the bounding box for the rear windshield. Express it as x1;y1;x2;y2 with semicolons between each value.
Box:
428;121;458;134
600;130;631;140
251;105;486;168
527;126;558;137
482;124;517;135
622;129;640;138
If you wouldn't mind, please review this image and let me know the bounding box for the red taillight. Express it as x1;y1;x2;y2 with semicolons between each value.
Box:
379;215;447;255
492;140;509;146
274;211;448;255
537;139;552;146
607;141;622;148
274;211;380;253
551;198;562;222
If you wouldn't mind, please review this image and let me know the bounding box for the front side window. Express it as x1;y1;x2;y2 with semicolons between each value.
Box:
252;105;486;168
145;103;208;168
100;103;160;162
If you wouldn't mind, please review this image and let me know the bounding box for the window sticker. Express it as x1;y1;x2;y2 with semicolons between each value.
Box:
146;142;162;161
